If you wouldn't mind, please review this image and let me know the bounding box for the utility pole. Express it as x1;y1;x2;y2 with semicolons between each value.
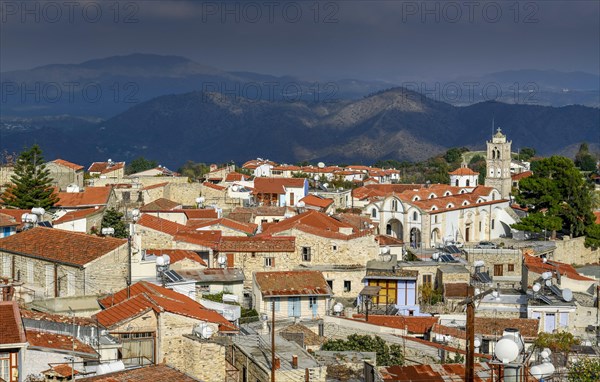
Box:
69;306;75;381
271;297;276;382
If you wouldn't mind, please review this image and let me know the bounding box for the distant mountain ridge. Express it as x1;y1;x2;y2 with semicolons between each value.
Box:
2;87;598;167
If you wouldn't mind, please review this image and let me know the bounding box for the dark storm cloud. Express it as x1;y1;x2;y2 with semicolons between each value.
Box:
0;0;598;81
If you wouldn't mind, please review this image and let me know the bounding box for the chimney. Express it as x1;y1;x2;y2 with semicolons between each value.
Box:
292;355;298;369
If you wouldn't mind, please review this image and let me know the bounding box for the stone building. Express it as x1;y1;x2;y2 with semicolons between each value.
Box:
0;227;128;300
485;128;512;199
46;159;85;191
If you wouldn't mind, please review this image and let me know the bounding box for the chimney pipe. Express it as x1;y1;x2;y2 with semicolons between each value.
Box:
292;355;298;369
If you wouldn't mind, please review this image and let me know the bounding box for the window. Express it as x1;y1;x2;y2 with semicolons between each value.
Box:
479;222;482;231
466;179;470;187
2;256;10;277
326;280;333;290
123;191;131;202
332;245;337;251
368;280;397;305
0;353;9;382
455;179;459;186
309;296;317;308
491;219;495;229
413;211;418;221
391;200;398;211
422;274;432;286
493;264;503;276
268;297;280;312
434;216;438;223
344;280;351;292
264;257;274;267
371;208;377;218
27;260;34;284
508;264;515;272
302;247;311;262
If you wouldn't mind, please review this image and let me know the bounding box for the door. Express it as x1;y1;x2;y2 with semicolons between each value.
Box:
290;192;295;206
121;333;155;364
288;297;301;317
309;297;318;317
494;264;503;277
545;313;556;333
465;227;470;242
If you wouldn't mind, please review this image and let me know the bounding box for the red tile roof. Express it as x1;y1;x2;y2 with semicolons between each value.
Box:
252;177;306;194
140;198;181;211
350;314;438;335
523;254;594;281
254;270;331;297
181;209;219;219
375;235;404;246
53;207;104;224
512;171;533;181
56;187;112;208
20;309;97;327
203;182;226;191
225;172;246;182
95;293;159;328
242;159;277;169
52;159;84;171
594;211;600;224
218;236;295;252
261;210;369;240
0;209;29;223
0;213;18;227
88;161;125;174
174;231;222;249
299;194;334;209
42;364;80;377
0;227;127;267
449;167;479;176
191;217;258;234
0;301;26;344
141;182;169;191
96;281;236;331
381;363;493;382
78;364;198;382
137;214;190;236
26;329;98;356
145;249;207;266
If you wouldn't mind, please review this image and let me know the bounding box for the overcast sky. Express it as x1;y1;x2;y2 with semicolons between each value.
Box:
1;0;598;82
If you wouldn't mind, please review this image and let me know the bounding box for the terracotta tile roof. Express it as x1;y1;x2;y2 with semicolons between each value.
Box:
252;177;306;194
594;211;600;224
174;231;222;249
0;209;29;223
218;236;295;252
145;249;207;266
78;364;199;382
88;161;125;174
350;314;438;335
0;301;26;344
352;187;387;200
203;182;226;191
141;182;169;190
273;165;301;171
42;364;80;377
443;283;469;299
381;363;493;382
137;214;190;236
449;167;479;176
254;270;331;296
191;218;258;234
242;159;277;169
375;235;404;246
52;159;84;171
524;255;594;281
26;329;98;356
97;281;236;331
332;213;375;231
20;309;96;327
180;209;219;219
56;187;112;208
0;213;18;227
299;194;334;209
95;293;159;328
0;227;126;267
53;207;104;224
261;210;371;240
225;172;247;182
512;171;533;181
140;198;181;211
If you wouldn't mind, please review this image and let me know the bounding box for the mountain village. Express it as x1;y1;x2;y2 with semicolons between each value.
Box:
0;129;599;382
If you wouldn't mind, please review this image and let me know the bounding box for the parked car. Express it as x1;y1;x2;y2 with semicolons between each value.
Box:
476;241;498;249
444;240;464;248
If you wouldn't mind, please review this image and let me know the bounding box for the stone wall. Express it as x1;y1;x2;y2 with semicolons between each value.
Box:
46;162;84;191
320;268;365;299
163;335;228;382
159;312;220;365
166;183;202;207
552;236;600;265
22;349;85;380
84;245;130;295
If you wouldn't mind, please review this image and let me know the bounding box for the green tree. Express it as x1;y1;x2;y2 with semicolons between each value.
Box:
534;331;580;363
444;147;469;165
178;161;211;181
516;147;536;161
322;334;404;366
469;154;487;185
584;224;600;249
575;143;597;172
101;209;129;238
2;145;58;209
515;156;595;237
512;212;563;239
126;157;158;175
568;357;600;381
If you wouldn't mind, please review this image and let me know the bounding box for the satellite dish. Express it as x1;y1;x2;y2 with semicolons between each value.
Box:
156;256;165;266
541;271;553;280
475;288;481;296
333;303;344;313
323;183;329;188
562;288;573;302
194;324;214;339
530;362;555;379
162;254;171;265
432;253;440;261
532;283;541;292
296;201;305;208
131;209;140;218
384;246;390;254
492;290;499;298
545;280;552;287
217;256;227;265
542;257;548;263
540;348;552;359
318;162;325;168
474;260;485;268
231;185;239;192
196;197;205;204
474;337;481;348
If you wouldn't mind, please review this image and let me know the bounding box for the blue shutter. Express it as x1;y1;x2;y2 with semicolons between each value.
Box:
406;281;416;305
274;297;280;312
288;297;295;317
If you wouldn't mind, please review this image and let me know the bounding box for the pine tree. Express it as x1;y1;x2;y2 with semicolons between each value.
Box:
101;209;129;238
2;145;58;209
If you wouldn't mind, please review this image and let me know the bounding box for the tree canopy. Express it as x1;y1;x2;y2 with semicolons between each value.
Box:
2;145;58;209
101;209;129;238
126;157;158;175
514;156;595;237
575;143;597;171
568;357;600;381
322;334;404;366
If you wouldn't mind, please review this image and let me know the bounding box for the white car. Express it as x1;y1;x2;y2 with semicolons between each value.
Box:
444;240;464;248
